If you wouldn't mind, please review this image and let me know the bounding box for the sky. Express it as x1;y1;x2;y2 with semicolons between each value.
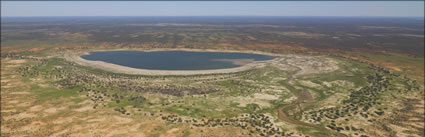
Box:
1;1;424;17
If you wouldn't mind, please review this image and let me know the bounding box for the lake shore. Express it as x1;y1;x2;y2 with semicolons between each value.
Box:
63;48;282;76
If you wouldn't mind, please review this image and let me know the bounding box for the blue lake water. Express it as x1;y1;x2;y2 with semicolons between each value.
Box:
81;50;274;70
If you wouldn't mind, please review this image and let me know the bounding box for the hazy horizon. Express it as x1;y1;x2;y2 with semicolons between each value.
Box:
2;1;424;17
2;16;424;18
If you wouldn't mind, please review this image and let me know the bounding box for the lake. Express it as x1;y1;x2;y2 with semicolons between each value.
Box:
81;50;274;70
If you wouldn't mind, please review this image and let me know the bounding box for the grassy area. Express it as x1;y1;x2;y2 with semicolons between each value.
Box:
6;49;421;137
30;85;82;103
2;16;423;137
296;126;337;137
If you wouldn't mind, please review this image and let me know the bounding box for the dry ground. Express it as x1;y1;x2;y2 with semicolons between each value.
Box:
1;58;250;137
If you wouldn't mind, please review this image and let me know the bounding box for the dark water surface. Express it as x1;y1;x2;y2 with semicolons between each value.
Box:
81;50;274;70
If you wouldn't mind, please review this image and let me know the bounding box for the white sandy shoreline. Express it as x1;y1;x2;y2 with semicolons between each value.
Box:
80;48;285;56
63;48;283;76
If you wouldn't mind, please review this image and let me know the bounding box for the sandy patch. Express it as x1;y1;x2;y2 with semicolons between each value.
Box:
104;128;135;137
50;129;70;137
73;106;92;112
78;100;91;105
87;117;107;122
232;93;281;108
1;109;17;113
9;91;30;95
4;59;27;64
30;105;43;112
213;59;255;65
298;80;322;89
129;123;142;132
1;79;11;83
234;98;271;108
6;100;20;104
386;65;402;71
113;116;133;124
53;117;74;124
253;93;279;100
44;107;58;113
4;112;37;121
1;85;14;88
166;128;180;133
15;126;36;132
323;80;354;88
17;102;32;107
283;96;298;103
38;83;50;88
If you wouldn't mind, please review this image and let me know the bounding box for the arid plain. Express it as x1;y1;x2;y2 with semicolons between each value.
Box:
1;17;424;137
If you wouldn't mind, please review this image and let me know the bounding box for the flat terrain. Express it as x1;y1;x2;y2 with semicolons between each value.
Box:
1;17;424;137
1;49;423;137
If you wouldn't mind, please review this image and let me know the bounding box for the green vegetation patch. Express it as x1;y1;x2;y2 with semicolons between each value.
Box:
30;85;82;103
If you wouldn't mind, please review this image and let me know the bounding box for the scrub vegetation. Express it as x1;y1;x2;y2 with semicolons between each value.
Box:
1;17;424;137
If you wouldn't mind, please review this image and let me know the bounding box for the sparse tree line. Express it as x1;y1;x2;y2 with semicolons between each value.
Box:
302;64;421;136
1;53;43;61
14;57;242;96
162;113;304;137
11;53;422;137
11;55;309;136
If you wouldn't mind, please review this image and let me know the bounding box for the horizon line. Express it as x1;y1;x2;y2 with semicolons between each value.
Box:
2;15;424;18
